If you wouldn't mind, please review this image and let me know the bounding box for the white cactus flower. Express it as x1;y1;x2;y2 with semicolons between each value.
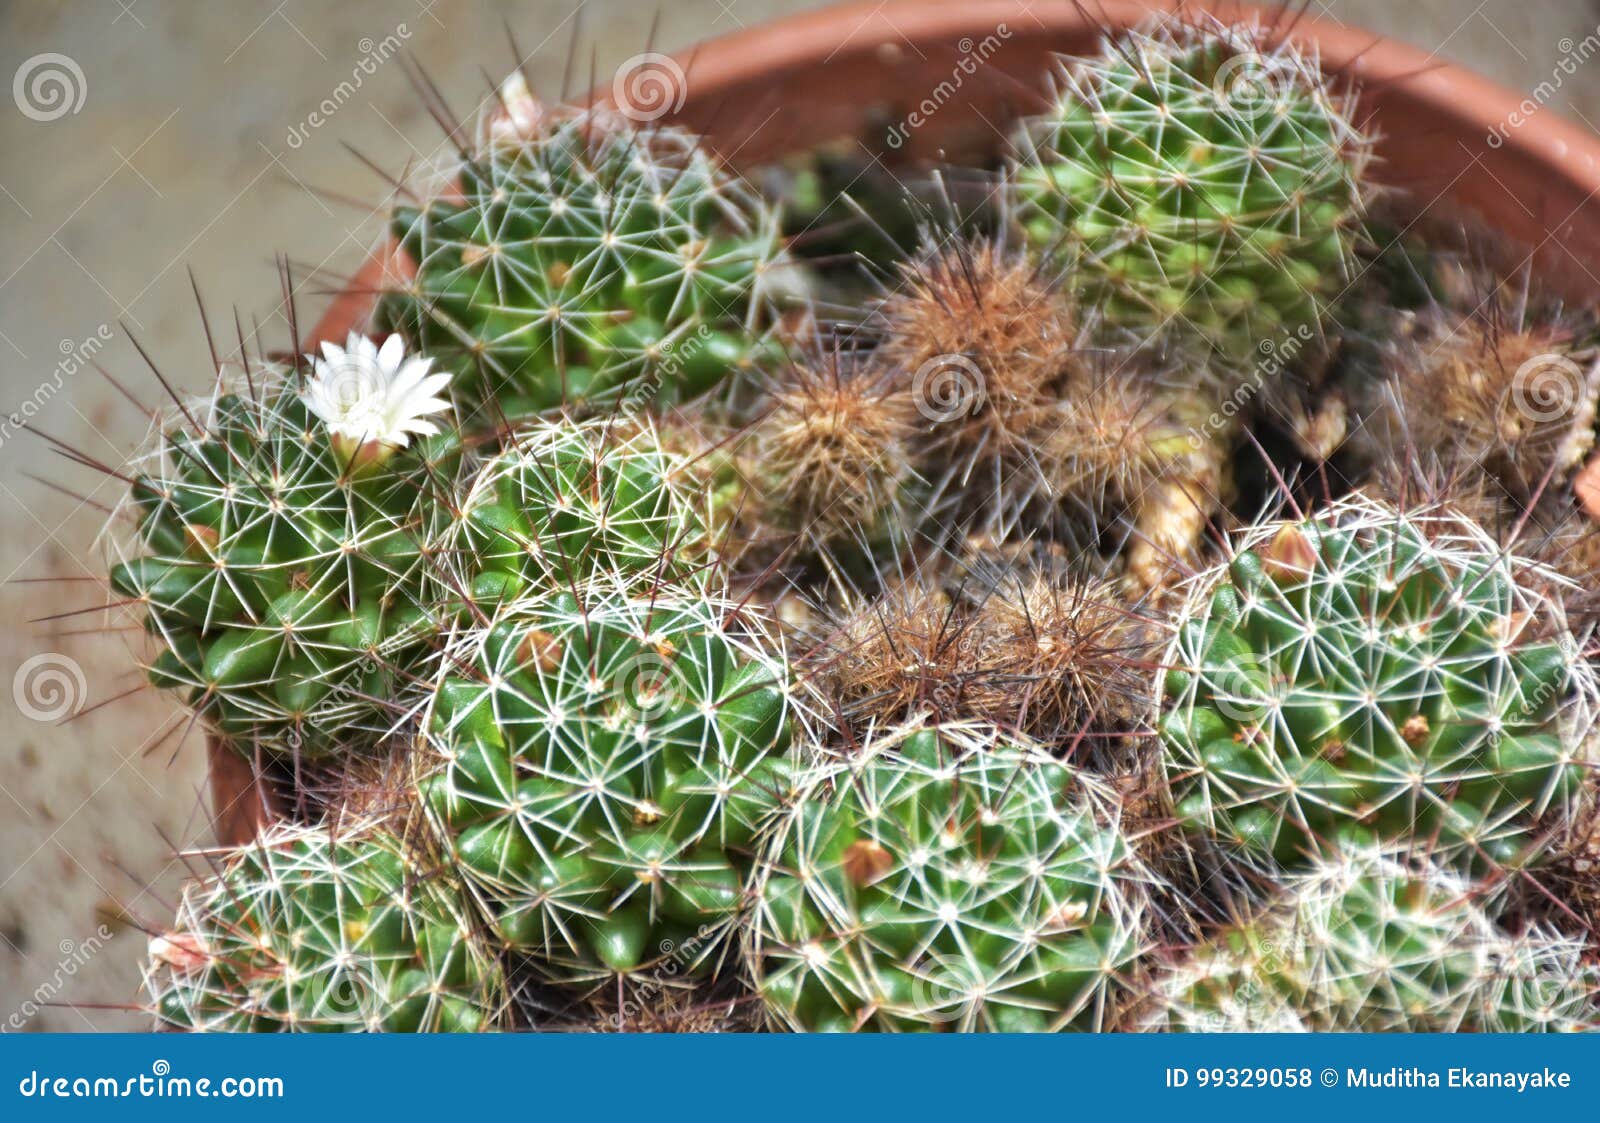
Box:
303;333;451;468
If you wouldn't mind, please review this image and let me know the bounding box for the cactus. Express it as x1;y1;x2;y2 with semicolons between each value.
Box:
1153;848;1597;1032
1033;371;1232;590
872;237;1079;532
378;99;786;423
451;414;715;604
1160;494;1597;869
816;564;1158;750
748;723;1149;1031
106;337;458;760
1014;16;1369;372
745;347;917;554
144;823;505;1032
414;580;796;980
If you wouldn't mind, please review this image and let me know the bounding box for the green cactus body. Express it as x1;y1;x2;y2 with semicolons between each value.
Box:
107;371;458;759
749;724;1149;1032
1160;496;1596;868
1154;849;1597;1032
416;584;795;979
452;416;713;605
378;108;785;422
144;825;505;1032
1014;17;1368;371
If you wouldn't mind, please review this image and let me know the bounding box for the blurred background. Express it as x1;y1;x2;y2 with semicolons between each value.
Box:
2;0;1598;1030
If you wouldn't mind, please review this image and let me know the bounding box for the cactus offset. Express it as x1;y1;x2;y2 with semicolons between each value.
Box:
749;723;1150;1031
452;414;715;604
1014;16;1369;372
1160;495;1597;868
144;823;505;1032
746;347;917;554
1379;308;1599;500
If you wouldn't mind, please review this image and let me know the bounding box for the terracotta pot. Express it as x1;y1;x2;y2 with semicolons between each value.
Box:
206;0;1600;844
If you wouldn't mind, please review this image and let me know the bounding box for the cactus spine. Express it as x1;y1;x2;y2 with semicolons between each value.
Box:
379;101;786;422
415;582;795;979
1152;848;1597;1032
107;340;458;760
452;415;715;604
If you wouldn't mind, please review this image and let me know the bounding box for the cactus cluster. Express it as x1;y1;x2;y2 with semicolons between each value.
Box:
1160;495;1597;869
816;563;1159;748
1014;16;1369;373
145;823;505;1032
748;724;1149;1031
108;344;459;761
111;13;1600;1035
377;102;785;423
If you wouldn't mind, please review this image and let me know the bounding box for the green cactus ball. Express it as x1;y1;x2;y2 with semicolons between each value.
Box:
416;582;796;980
1014;17;1369;370
1153;847;1597;1032
1160;495;1597;869
144;824;506;1032
749;723;1150;1031
107;341;460;760
378;102;787;423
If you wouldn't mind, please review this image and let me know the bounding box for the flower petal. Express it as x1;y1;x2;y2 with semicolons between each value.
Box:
377;333;406;375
